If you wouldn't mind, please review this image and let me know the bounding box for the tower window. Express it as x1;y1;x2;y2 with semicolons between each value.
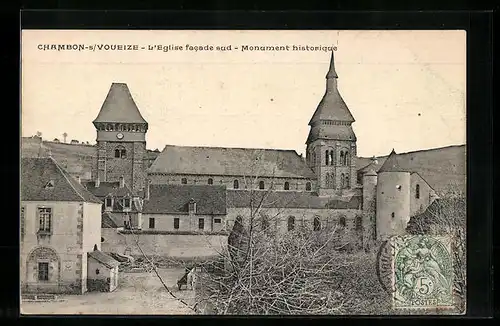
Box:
306;182;311;191
181;178;187;184
343;151;349;166
233;180;239;189
313;216;321;231
114;146;126;158
208;178;213;185
339;151;344;165
259;181;265;190
325;150;329;165
284;181;290;190
416;184;420;199
287;216;295;231
340;173;345;188
329;150;334;165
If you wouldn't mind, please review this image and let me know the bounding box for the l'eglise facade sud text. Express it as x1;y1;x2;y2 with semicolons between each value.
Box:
21;51;466;293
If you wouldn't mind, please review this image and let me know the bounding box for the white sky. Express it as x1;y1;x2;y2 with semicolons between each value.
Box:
21;30;466;157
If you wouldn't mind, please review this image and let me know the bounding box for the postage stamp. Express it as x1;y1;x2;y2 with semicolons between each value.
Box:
391;235;454;310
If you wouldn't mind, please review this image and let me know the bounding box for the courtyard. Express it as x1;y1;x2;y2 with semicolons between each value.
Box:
21;268;196;315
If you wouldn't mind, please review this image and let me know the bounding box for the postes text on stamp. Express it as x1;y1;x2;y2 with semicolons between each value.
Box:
391;235;454;310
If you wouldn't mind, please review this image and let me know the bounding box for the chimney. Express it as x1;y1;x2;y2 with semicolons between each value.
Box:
119;176;124;188
95;176;100;188
76;175;81;184
145;179;150;201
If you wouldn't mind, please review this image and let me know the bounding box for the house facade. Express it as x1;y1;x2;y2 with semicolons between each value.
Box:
20;157;119;294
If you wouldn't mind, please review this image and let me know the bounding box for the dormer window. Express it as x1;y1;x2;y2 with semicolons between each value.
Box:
44;180;54;189
123;198;131;209
259;181;265;190
105;197;113;208
188;199;197;215
284;181;290;190
208;178;213;185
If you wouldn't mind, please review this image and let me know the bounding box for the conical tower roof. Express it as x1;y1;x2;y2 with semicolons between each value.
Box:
377;149;408;173
308;51;355;125
93;83;147;124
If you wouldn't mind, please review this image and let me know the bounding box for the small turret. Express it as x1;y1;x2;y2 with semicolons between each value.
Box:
376;150;411;240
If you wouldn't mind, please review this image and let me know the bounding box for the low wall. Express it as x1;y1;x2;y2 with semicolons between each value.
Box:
101;229;228;258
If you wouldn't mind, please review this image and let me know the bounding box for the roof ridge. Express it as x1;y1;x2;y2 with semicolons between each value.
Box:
163;144;297;152
50;157;88;202
359;144;466;159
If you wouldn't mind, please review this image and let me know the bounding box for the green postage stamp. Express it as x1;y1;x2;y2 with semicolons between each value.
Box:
391;235;454;310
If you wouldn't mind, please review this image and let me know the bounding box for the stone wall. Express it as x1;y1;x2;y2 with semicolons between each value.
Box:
148;173;316;192
101;228;227;258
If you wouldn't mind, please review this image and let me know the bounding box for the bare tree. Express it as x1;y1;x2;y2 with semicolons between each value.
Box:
193;150;388;315
63;132;68;143
406;185;466;313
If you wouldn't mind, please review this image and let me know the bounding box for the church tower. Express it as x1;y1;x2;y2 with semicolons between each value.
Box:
305;51;357;196
92;83;148;194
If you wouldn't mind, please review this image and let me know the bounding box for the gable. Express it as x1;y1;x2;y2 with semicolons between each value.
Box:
21;157;101;203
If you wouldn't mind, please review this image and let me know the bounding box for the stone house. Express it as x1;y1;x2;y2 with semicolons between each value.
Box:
141;184;227;233
87;245;120;292
20;157;119;294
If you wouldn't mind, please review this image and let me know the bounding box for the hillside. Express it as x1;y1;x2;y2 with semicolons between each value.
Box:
21;137;465;194
21;137;161;179
356;145;466;194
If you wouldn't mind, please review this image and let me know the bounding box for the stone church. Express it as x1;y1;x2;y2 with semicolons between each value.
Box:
23;51;466;249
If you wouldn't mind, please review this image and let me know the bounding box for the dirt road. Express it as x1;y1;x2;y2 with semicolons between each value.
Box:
21;268;196;315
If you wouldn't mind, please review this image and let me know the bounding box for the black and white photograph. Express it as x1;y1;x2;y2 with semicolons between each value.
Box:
20;30;466;315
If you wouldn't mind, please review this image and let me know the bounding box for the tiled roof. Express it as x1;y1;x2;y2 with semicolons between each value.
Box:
356;145;466;194
377;149;407;173
101;212;124;228
148;145;316;179
88;250;120;268
82;181;134;197
21;157;101;204
227;190;362;210
143;185;227;215
92;83;148;124
306;124;357;143
308;52;354;125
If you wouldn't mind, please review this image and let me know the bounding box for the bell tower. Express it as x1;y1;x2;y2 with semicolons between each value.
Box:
92;83;148;194
305;51;358;196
